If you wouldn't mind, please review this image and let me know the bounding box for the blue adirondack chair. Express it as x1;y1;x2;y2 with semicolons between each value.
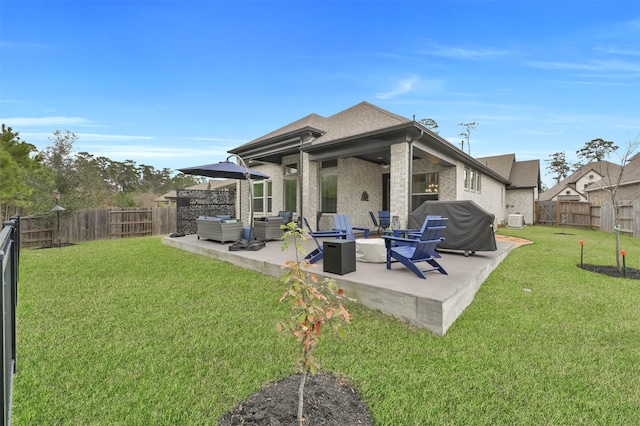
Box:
302;217;347;264
378;210;391;229
383;224;448;279
369;211;382;234
405;216;447;257
333;214;370;239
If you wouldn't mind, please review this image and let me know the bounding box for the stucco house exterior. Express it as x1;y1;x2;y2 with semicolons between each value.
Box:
585;153;640;204
539;161;622;203
476;154;540;224
228;101;540;231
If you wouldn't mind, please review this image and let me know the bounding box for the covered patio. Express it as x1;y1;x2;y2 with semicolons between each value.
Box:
162;234;516;336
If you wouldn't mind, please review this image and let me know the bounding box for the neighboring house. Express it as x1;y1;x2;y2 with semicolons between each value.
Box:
585;153;640;205
476;154;541;224
228;101;540;230
539;161;622;203
155;179;235;207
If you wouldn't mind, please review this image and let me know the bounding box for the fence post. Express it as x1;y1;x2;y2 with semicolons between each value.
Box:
634;199;640;238
1;216;19;425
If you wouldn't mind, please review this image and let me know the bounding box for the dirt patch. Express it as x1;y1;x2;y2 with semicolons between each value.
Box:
579;264;640;280
495;235;533;248
218;372;374;426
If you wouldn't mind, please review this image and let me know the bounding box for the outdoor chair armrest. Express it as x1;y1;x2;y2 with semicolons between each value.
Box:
312;229;348;238
352;226;370;238
383;235;443;247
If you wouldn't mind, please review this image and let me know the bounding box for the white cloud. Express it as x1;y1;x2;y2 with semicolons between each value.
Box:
526;59;640;73
376;76;420;100
420;42;515;60
78;133;154;141
595;46;640;57
76;145;236;170
1;116;92;127
191;137;246;143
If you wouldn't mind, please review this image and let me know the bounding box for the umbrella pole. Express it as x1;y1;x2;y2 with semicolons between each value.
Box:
228;154;254;242
247;176;254;242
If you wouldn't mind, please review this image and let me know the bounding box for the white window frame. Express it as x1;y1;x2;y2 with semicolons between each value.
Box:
464;166;482;193
253;180;272;215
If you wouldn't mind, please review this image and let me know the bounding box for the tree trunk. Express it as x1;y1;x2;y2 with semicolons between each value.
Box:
615;205;621;271
298;370;307;425
615;229;621;271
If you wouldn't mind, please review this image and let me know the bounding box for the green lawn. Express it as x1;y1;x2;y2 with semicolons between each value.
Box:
12;226;640;425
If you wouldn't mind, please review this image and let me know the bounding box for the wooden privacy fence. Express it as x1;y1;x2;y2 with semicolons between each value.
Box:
19;207;178;249
535;200;640;237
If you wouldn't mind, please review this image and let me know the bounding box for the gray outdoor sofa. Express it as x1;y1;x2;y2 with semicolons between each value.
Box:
196;216;243;244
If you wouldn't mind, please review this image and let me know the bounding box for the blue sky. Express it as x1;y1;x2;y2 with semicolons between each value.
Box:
1;0;639;187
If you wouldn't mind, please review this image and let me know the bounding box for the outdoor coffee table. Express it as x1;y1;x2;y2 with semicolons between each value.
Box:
355;238;386;263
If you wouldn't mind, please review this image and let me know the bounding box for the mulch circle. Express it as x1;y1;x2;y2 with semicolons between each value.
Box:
218;372;374;426
579;264;640;280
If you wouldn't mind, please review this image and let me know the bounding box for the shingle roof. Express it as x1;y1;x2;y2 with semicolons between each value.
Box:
237;101;410;149
230;102;531;186
539;160;621;200
509;159;540;188
476;154;539;188
246;113;328;145
584;153;640;191
476;154;515;181
620;152;640;184
310;101;411;144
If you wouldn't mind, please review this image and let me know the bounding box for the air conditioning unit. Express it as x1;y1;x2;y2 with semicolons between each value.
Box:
507;214;524;228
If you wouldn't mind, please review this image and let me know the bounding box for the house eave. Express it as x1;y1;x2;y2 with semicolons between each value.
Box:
229;126;325;162
301;122;416;161
585;178;640;192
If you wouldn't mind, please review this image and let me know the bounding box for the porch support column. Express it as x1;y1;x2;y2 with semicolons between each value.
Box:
390;142;411;228
300;151;317;227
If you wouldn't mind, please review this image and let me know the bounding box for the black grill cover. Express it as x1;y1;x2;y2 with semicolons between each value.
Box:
409;200;497;252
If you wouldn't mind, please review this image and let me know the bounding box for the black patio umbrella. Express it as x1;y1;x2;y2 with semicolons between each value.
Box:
178;160;269;181
178;156;269;251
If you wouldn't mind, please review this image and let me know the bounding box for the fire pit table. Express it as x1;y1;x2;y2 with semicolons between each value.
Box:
355;238;386;263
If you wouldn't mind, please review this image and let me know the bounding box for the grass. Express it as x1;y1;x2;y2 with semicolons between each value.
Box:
12;226;640;425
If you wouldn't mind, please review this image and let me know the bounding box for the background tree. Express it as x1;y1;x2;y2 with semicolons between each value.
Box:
458;121;479;155
0;124;53;220
3;125;209;215
167;172;205;191
75;152;113;207
545;151;572;184
576;138;619;163
418;118;439;134
571;161;584;172
41;130;90;212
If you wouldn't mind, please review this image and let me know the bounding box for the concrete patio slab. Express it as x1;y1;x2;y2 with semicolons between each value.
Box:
162;234;516;336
